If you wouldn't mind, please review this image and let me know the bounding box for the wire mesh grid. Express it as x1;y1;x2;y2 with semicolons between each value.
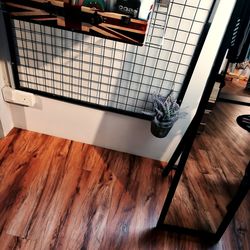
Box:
9;0;214;116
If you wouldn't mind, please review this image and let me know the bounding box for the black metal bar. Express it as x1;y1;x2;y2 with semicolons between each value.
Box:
162;0;245;189
158;0;248;242
218;97;250;107
162;119;192;176
157;119;198;225
214;162;250;242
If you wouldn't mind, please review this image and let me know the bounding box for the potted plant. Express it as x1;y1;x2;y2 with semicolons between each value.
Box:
143;92;181;138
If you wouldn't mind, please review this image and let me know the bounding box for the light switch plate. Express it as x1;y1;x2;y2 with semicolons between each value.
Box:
2;86;36;107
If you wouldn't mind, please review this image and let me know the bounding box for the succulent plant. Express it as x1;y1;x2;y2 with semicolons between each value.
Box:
143;92;180;128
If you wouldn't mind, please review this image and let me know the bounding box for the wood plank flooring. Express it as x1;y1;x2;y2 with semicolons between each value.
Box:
222;78;249;98
164;102;250;249
0;102;249;249
219;79;250;104
0;129;171;250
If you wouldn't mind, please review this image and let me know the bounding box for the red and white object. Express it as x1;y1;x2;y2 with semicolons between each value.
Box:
2;0;157;45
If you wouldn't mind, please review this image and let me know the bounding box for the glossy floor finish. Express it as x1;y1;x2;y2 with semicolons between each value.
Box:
0;103;249;250
219;79;250;104
0;129;169;249
222;78;249;98
165;102;250;248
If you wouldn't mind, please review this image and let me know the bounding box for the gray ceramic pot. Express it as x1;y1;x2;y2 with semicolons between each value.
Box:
151;118;173;138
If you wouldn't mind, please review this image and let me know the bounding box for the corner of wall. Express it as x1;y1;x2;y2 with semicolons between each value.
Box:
0;13;14;136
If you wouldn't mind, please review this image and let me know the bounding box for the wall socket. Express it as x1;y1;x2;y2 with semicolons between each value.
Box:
2;86;36;107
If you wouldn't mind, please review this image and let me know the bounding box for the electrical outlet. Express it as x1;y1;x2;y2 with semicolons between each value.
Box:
2;86;36;107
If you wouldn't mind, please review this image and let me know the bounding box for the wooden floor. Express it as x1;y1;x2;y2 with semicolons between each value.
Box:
222;78;249;97
0;102;249;249
165;102;250;248
220;79;250;104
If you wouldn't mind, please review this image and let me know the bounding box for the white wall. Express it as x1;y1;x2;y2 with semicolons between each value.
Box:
0;14;14;137
2;0;236;161
0;68;13;137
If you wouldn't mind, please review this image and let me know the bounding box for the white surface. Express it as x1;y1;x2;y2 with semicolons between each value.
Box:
10;96;177;160
0;75;14;137
2;86;36;106
0;15;14;136
139;0;155;20
4;0;236;161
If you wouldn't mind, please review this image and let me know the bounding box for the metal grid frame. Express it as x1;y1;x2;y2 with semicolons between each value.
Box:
4;0;214;119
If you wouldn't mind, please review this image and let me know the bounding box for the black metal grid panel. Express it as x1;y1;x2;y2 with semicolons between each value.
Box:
9;0;214;116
